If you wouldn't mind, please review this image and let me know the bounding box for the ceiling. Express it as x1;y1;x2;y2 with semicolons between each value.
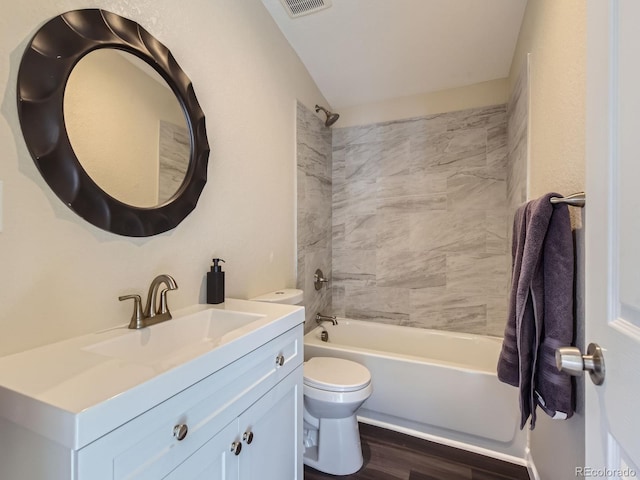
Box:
261;0;528;109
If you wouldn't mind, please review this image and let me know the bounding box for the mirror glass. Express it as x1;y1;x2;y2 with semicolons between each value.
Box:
64;50;190;208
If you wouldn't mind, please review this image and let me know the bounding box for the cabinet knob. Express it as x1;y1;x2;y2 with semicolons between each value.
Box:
243;430;254;444
275;354;285;367
173;424;188;441
231;441;242;456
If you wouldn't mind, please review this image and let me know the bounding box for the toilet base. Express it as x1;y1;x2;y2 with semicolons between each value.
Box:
303;415;364;475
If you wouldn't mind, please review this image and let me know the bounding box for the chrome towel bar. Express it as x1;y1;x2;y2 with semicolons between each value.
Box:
550;192;585;208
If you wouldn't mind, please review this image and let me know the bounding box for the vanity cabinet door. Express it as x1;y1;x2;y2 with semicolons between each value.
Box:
239;365;303;480
162;365;302;480
163;420;239;480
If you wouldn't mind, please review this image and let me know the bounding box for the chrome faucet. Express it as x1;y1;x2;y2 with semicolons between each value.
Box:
119;274;179;329
315;313;338;326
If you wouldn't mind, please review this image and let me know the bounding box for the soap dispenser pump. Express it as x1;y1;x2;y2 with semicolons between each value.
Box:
207;258;225;304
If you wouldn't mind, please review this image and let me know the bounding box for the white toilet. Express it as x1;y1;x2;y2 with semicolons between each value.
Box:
302;356;372;475
250;289;373;476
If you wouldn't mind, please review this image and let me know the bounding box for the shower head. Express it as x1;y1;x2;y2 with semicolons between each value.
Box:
315;105;340;127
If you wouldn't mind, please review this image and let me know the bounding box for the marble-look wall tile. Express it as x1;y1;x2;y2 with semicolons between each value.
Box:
376;173;447;199
299;99;524;336
333;248;376;279
376;250;446;288
376;193;447;215
332;104;514;336
331;283;346;317
332;180;347;230
158;120;189;204
486;295;509;337
447;169;506;211
486;211;508;254
410;128;487;174
380;139;411;177
410;211;487;254
345;179;377;215
345;214;377;250
446;253;508;296
409;288;487;333
297;102;332;330
487;123;508;171
375;287;411;323
344;282;410;324
507;62;529;213
376;213;411;250
492;60;528;338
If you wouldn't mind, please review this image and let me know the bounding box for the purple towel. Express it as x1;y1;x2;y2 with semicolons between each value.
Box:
497;193;575;429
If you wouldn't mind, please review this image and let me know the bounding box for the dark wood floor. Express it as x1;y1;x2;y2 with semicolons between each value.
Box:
304;423;530;480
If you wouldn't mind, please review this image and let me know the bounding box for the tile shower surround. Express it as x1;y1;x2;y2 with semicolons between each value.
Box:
297;102;333;330
297;100;526;337
331;105;513;337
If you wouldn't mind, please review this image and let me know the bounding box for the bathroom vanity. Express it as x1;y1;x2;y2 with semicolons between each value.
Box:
0;299;304;479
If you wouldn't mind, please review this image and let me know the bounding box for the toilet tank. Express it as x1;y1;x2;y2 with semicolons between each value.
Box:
250;289;303;305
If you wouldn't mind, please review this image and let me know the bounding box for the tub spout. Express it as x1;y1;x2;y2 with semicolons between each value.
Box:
316;313;338;326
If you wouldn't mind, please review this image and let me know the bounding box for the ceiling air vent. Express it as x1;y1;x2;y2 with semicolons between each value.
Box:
279;0;332;18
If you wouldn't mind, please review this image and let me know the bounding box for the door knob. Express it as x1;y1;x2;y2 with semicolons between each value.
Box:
555;342;605;385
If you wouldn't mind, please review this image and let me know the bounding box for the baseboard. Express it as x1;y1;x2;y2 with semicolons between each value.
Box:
525;447;541;480
358;415;528;468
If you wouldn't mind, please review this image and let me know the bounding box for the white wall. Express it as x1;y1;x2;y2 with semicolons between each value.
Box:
510;0;586;199
508;1;586;479
337;78;509;127
0;0;327;356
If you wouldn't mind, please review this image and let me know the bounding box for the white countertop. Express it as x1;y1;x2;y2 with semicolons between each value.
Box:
0;299;304;450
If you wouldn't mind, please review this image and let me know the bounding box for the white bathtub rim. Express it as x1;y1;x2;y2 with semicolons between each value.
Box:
358;415;529;468
306;332;499;376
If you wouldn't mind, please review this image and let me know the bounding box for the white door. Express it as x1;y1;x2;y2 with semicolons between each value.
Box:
586;0;640;474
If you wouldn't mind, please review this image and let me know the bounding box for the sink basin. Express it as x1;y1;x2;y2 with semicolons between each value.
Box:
84;308;266;365
0;298;303;452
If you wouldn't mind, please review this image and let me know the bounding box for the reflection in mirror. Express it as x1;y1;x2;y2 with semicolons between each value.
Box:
64;50;190;208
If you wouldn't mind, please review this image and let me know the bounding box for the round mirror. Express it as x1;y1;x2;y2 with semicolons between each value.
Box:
64;50;190;208
17;9;209;236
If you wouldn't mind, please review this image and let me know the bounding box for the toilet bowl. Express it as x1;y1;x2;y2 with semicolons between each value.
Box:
302;357;373;476
249;289;372;475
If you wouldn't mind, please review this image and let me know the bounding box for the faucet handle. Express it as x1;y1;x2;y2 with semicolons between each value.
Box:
119;294;143;329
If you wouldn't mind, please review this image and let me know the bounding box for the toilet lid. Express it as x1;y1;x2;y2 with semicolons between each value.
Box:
304;357;371;392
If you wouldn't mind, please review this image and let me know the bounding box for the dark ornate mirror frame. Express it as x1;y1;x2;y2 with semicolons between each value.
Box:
17;9;209;237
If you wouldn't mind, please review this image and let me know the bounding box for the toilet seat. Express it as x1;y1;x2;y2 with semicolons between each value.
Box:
304;357;371;392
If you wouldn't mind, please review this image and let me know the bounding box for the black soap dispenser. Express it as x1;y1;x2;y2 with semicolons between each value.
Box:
207;258;225;304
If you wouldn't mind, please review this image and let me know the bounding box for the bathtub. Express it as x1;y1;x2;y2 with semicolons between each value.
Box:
304;319;528;464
